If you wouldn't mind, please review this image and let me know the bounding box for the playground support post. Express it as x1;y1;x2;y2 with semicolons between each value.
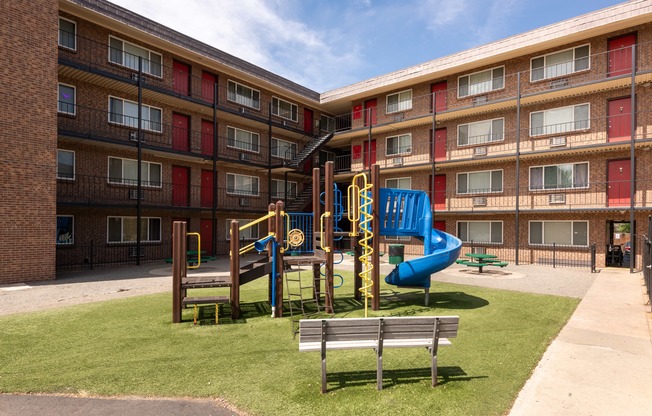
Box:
274;200;285;317
324;161;335;314
172;221;187;323
230;220;241;319
267;203;275;306
371;164;380;310
312;167;322;301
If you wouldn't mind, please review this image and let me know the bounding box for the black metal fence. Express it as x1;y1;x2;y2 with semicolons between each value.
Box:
644;216;652;301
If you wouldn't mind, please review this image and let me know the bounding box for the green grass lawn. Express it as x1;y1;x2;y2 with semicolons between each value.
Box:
0;270;579;415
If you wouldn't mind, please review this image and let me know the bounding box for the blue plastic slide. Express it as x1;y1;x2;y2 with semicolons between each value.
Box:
377;188;462;288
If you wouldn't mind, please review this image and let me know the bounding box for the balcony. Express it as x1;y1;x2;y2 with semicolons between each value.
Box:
57;174;274;212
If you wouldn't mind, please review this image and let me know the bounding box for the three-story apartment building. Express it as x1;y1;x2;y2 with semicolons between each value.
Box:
1;0;650;284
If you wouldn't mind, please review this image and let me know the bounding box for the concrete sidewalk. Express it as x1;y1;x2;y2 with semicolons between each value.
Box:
509;268;652;415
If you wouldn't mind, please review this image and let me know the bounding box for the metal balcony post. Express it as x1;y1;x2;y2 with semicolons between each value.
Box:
136;57;143;265
630;44;637;273
212;82;218;256
515;71;521;265
268;101;272;205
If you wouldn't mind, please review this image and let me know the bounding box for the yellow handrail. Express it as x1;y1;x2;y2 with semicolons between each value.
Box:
187;232;201;269
352;174;374;317
320;211;331;253
239;210;275;232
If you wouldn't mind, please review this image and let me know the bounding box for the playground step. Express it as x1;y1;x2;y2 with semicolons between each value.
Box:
239;260;273;285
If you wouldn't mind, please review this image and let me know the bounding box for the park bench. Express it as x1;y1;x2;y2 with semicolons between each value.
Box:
298;315;459;392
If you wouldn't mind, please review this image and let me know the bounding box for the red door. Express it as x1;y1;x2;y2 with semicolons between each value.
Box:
200;219;214;256
173;61;190;96
173;113;190;152
201;169;213;208
607;97;632;142
431;81;447;113
172;166;190;207
201;72;217;103
607;159;631;207
201;120;214;156
364;99;377;127
304;108;314;134
431;128;447;161
434;221;446;232
363;139;376;169
608;33;636;77
433;174;446;211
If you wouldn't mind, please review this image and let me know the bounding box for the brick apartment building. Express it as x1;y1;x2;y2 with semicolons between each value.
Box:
1;0;651;284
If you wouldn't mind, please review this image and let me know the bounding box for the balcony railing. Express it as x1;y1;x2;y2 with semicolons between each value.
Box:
57;174;274;212
332;42;652;133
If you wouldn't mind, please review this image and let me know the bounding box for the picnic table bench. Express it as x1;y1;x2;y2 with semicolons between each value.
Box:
456;253;508;273
299;316;459;392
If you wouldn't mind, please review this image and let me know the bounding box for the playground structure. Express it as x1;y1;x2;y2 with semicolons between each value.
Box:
171;161;462;323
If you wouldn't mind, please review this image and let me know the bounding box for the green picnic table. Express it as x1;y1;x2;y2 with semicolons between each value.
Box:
456;253;508;273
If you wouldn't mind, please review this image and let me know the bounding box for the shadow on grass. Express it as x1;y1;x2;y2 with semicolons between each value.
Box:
379;289;489;311
325;366;486;391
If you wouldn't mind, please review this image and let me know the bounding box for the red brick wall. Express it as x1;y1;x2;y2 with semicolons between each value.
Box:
0;0;58;283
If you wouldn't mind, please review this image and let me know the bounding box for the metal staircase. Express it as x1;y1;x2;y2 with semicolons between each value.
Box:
284;132;334;169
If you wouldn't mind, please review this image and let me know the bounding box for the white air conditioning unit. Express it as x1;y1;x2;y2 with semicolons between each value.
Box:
473;146;488;157
472;196;487;206
548;193;566;204
128;189;145;200
130;73;139;81
393;113;405;122
129;131;140;141
239;197;250;207
129;246;145;257
549;78;569;89
472;247;486;254
472;95;488;106
240;107;246;114
239;153;249;161
392;157;404;166
549;136;567;147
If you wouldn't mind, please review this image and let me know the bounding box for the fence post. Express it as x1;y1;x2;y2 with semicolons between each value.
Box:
90;239;94;270
590;242;596;273
552;242;556;268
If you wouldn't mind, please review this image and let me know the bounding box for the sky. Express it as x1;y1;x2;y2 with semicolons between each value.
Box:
108;0;628;92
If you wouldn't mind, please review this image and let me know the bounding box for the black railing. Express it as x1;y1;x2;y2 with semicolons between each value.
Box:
644;216;652;300
462;240;593;269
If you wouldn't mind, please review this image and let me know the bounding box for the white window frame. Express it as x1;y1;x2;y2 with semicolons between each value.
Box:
226;173;260;196
227;80;261;110
385;177;412;189
227;126;260;153
386;90;412;113
58;17;76;51
457;221;503;244
107;156;162;187
272;96;298;122
271;138;298;160
458;66;505;98
271;179;298;200
107;216;161;243
108;96;162;133
530;103;590;137
530;44;591;82
58;83;76;115
57;149;75;180
528;220;589;247
56;215;74;245
386;134;412;156
457;118;505;146
226;219;259;241
528;162;589;191
108;35;162;78
456;169;503;194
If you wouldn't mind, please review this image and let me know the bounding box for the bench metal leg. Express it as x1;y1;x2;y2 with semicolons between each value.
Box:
321;349;327;393
431;353;438;387
377;351;383;390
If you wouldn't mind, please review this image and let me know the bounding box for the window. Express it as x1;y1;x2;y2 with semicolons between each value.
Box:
529;221;588;247
530;103;589;136
227;80;260;110
58;17;76;50
458;67;504;97
108;97;162;132
57;149;75;180
107;216;161;243
58;83;76;115
457;221;503;244
109;36;162;77
529;162;588;190
226;219;259;240
457;170;503;194
271;179;297;199
107;157;162;187
320;114;335;133
227;173;259;196
385;177;411;189
272;97;298;122
386;90;412;113
271;138;297;160
531;45;590;81
56;215;74;245
386;134;412;156
458;118;504;145
227;127;260;152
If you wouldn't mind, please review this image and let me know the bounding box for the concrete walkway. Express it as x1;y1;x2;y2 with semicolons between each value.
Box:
509;268;652;416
